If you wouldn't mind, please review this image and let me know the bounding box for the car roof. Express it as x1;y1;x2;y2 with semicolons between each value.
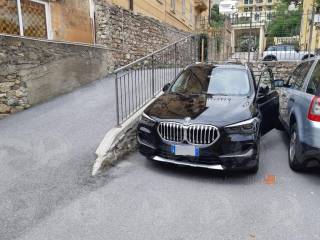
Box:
187;62;247;70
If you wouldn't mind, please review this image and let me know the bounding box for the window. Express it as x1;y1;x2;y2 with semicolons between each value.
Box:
129;0;133;10
268;0;272;3
244;0;253;5
244;7;253;12
267;13;272;20
182;0;186;16
169;66;251;96
208;68;250;96
254;13;260;21
307;62;320;95
289;61;314;90
170;0;176;12
255;6;262;11
0;0;20;35
0;0;51;39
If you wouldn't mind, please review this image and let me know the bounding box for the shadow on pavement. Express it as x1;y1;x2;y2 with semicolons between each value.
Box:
143;157;260;186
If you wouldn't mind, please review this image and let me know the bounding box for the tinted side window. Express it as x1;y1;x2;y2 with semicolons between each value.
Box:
285;45;295;51
291;61;313;90
307;62;320;95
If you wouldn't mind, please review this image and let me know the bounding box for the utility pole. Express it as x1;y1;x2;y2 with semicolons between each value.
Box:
248;8;253;63
308;0;315;58
129;0;133;11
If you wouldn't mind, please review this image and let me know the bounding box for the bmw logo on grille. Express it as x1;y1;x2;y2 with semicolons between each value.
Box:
184;117;191;122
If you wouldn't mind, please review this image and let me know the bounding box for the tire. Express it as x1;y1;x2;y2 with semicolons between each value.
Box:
263;55;277;61
289;123;304;171
302;54;314;60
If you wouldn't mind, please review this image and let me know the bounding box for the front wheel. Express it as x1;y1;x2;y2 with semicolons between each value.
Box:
289;124;303;171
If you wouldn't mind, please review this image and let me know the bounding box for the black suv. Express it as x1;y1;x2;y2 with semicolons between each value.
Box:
137;63;279;173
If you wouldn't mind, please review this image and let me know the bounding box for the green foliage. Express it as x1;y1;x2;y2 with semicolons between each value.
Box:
280;0;301;6
210;4;225;27
266;2;302;37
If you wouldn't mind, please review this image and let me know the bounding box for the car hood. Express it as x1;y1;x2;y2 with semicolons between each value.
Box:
144;93;256;127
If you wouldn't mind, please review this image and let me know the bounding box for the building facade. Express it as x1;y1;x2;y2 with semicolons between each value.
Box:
238;0;276;13
0;0;209;44
219;0;239;15
0;0;95;43
106;0;209;31
300;0;320;52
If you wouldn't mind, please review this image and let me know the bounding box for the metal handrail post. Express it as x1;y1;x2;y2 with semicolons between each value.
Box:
248;9;253;63
174;43;177;76
151;54;155;97
115;72;120;126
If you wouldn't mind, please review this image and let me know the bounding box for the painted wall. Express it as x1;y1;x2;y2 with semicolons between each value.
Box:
300;0;320;51
104;0;209;31
49;0;94;44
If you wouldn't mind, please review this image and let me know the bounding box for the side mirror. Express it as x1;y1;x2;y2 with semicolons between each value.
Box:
273;79;284;87
162;83;171;92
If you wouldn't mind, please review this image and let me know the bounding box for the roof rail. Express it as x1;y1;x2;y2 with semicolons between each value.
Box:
224;59;245;65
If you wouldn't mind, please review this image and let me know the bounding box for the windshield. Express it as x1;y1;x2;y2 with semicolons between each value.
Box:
170;66;251;96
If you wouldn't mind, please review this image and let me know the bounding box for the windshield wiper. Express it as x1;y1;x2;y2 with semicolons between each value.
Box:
206;93;229;96
171;92;190;98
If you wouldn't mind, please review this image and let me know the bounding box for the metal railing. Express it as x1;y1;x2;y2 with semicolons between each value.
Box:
114;35;201;125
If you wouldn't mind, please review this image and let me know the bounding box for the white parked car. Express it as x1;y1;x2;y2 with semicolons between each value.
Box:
263;44;314;61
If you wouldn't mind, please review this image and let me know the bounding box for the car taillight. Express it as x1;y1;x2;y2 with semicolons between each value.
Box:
308;96;320;122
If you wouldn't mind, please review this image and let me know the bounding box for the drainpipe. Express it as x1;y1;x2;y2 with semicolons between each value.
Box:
89;0;96;44
308;0;315;57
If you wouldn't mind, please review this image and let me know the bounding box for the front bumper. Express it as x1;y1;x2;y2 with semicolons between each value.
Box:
137;123;259;171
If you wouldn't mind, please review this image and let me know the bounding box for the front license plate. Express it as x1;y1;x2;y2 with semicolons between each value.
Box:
171;145;199;157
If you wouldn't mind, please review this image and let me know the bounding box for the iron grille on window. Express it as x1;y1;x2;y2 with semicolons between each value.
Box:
0;0;20;35
0;0;48;39
21;0;47;38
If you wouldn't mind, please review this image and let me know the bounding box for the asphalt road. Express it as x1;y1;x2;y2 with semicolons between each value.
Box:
0;75;116;240
8;129;320;240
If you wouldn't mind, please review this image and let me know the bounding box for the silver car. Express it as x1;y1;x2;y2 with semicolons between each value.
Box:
263;45;314;61
275;58;320;171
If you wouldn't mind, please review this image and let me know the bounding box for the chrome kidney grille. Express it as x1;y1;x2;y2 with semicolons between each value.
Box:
158;122;219;146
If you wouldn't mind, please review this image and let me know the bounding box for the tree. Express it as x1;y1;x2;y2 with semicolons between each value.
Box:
266;2;302;37
210;4;225;28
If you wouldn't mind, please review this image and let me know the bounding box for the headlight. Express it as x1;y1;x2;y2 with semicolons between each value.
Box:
225;118;260;134
140;113;156;126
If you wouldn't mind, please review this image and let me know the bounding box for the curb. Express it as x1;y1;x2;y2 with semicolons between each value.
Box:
92;93;162;176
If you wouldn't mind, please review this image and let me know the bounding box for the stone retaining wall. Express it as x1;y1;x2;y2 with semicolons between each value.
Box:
94;0;189;67
0;2;190;119
249;61;300;81
0;35;114;119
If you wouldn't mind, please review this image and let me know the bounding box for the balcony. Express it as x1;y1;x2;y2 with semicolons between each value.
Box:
194;0;208;12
